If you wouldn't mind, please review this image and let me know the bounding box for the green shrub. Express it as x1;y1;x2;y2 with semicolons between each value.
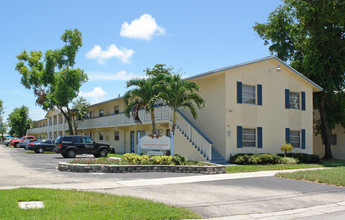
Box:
231;153;282;165
151;156;174;165
121;153;150;165
230;153;253;164
280;157;298;164
172;154;187;165
277;153;320;164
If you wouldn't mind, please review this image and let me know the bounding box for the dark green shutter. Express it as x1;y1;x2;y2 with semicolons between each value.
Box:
257;127;262;148
301;92;306;111
286;128;290;143
302;129;306;149
237;82;242;104
237;126;242;148
285;89;290;109
257;84;262;106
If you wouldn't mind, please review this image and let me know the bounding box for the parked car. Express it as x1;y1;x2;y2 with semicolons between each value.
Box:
4;138;16;146
25;139;55;153
54;135;111;158
19;139;38;148
10;136;36;148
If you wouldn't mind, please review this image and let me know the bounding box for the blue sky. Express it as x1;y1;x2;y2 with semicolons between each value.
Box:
0;0;282;121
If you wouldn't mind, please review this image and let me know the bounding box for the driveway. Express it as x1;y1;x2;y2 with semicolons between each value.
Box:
1;145;345;219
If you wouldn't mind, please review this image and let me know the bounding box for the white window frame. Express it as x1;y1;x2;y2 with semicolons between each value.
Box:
242;128;256;147
114;131;120;141
99;109;104;117
289;92;300;110
114;105;119;114
290;130;301;148
99;132;104;141
242;84;256;105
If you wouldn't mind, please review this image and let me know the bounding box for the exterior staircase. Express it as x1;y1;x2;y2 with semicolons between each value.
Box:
210;148;228;165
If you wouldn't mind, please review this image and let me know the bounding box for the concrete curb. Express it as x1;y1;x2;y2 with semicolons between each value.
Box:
58;162;226;174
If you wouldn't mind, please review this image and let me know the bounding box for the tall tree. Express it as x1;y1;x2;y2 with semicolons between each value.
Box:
71;97;90;135
253;0;345;159
15;29;88;135
0;99;5;140
159;74;205;134
7;106;32;137
124;64;170;135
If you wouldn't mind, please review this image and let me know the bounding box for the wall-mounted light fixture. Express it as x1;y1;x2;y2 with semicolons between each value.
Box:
269;64;281;72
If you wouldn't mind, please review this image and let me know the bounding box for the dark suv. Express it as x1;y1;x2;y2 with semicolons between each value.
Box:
54;135;111;158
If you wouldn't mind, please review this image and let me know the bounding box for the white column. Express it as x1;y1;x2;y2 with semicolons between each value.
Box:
56;114;59;137
47;118;50;139
62;114;65;136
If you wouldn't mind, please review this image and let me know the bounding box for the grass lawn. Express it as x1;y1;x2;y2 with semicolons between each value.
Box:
0;188;201;220
276;167;345;187
275;160;345;187
225;160;345;173
108;153;124;158
226;164;323;173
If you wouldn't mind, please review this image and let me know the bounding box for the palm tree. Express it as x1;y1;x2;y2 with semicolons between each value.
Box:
159;74;205;134
124;77;162;135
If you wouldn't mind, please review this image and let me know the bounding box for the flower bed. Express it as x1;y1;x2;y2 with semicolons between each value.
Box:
58;154;225;174
58;162;225;174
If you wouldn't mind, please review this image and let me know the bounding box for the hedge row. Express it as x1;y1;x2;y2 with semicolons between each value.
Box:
230;153;320;165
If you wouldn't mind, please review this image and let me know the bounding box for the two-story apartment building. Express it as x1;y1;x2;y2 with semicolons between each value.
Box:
28;56;326;162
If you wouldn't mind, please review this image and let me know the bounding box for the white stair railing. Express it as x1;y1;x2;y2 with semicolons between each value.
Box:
174;110;213;161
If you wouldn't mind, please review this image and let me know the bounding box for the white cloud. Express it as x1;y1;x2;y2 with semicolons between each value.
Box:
120;14;165;40
86;44;134;64
79;87;107;103
88;70;145;81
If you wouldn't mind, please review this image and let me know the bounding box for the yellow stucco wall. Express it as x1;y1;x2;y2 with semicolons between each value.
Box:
184;73;226;157
225;59;314;159
174;129;207;161
88;98;124;117
313;125;345;160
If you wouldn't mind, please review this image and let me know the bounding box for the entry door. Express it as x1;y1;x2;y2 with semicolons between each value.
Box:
130;131;135;153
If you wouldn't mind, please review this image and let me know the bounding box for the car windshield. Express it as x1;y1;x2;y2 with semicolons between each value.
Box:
55;136;62;144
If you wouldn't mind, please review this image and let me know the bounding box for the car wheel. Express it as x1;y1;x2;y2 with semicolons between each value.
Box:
38;148;44;153
99;149;108;158
14;143;19;148
93;153;99;158
67;149;76;158
61;153;68;158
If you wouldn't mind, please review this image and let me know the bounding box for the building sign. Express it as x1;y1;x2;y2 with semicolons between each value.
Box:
140;135;171;150
147;151;164;156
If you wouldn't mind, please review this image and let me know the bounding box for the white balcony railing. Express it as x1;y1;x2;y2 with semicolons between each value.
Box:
77;105;171;130
27;126;47;134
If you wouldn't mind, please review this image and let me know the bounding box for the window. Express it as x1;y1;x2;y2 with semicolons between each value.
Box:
322;134;337;145
285;90;305;110
242;128;256;147
99;109;104;117
99;132;104;141
166;129;171;137
83;137;93;144
237;82;262;105
290;130;301;148
242;85;256;104
289;92;300;109
89;111;93;118
114;105;119;114
74;137;83;144
114;131;119;141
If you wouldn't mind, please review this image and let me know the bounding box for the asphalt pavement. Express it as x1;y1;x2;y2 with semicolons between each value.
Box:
1;144;345;219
